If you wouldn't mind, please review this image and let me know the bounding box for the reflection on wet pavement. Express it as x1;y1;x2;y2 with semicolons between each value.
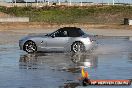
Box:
71;53;98;68
19;54;42;69
19;53;97;71
1;36;132;88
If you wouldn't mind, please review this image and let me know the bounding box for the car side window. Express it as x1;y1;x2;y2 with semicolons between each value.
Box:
54;30;68;37
54;31;60;37
62;31;68;37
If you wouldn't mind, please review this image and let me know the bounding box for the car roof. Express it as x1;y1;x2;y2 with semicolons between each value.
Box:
58;27;81;31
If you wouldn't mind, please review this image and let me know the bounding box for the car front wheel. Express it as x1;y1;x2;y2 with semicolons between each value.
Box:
24;40;37;53
71;42;85;53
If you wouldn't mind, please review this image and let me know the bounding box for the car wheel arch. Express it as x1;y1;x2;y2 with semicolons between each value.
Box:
71;41;84;45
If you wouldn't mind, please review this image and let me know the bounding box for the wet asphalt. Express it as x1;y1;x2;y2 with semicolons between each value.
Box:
0;31;132;88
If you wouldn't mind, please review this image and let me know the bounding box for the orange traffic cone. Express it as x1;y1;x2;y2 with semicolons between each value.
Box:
81;67;89;78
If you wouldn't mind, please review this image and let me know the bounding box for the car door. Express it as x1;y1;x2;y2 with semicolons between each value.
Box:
46;30;69;51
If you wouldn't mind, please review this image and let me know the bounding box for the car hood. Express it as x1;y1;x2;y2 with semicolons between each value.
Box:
28;33;48;37
20;33;49;41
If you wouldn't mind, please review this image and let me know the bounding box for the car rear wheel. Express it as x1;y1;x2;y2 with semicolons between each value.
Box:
71;42;85;53
24;41;37;53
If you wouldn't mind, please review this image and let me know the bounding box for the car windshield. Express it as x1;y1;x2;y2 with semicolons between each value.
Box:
45;33;50;36
45;31;56;36
47;31;56;37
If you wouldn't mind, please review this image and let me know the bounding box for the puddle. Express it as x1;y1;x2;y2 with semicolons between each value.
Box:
19;53;97;72
0;36;132;88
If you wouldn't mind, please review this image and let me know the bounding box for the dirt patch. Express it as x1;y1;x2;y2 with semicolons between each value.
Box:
0;12;13;17
0;22;132;30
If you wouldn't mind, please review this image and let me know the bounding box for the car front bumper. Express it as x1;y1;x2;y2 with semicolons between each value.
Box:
19;40;24;50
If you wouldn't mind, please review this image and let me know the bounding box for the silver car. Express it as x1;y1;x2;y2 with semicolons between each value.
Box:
19;27;94;53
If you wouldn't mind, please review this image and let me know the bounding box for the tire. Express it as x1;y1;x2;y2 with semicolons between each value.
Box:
71;42;85;53
24;40;37;53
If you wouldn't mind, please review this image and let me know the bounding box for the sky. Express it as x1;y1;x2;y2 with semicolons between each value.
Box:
3;0;132;4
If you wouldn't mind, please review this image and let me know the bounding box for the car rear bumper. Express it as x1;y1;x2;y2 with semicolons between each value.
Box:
85;41;96;51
